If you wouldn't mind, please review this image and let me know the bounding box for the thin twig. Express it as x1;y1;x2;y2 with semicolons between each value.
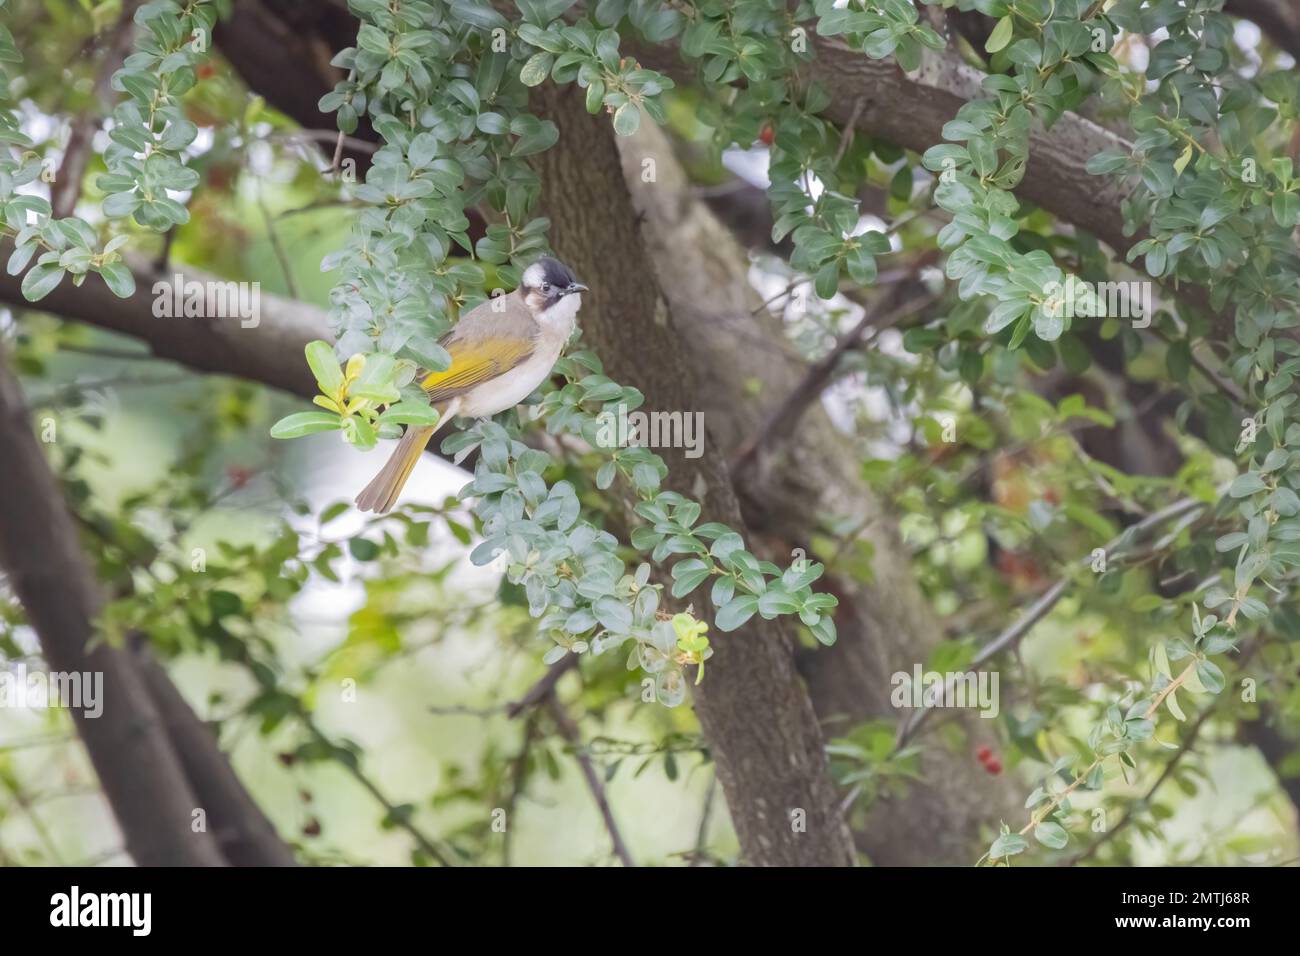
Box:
896;489;1219;746
256;187;299;299
0;733;75;753
831;96;867;167
274;129;378;156
505;654;578;719
1068;704;1214;864
690;774;717;867
750;279;803;316
544;694;636;867
502;712;540;867
730;285;931;473
330;129;347;175
1067;637;1259;864
56;344;156;362
51;3;141;218
300;717;458;867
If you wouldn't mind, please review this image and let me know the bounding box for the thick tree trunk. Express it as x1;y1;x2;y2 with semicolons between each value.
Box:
531;83;856;866
609;119;1020;864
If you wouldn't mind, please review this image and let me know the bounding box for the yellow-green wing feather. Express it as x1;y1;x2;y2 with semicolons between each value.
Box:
420;335;534;403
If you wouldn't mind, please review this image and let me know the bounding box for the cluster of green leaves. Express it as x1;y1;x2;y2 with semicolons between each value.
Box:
365;341;837;703
98;0;218;229
827;719;923;823
0;0;135;301
316;0;673;363
669;1;905;297
818;0;945;72
270;341;440;449
1085;0;1300;667
278;0;838;701
987;602;1240;863
514;0;675;136
828;0;1297;861
544;349;838;641
1085;0;1300;649
907;0;1118;347
646;0;1296;857
444;415;701;704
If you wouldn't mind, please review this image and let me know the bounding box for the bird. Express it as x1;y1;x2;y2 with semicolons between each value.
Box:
354;256;587;514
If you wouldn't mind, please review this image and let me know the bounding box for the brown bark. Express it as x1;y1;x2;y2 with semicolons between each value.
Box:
531;82;856;866
0;350;227;866
0;243;323;398
612;119;1019;864
129;638;297;865
1227;0;1300;60
1240;706;1300;816
51;2;141;219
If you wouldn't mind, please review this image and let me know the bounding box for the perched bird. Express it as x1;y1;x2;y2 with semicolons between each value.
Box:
355;257;587;513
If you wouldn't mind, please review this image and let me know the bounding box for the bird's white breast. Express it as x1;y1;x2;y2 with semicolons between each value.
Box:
458;293;580;418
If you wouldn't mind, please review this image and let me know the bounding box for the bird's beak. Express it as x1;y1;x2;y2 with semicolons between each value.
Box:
565;282;588;296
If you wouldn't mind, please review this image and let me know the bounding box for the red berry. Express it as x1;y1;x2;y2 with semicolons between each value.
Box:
976;745;993;763
759;123;775;146
984;758;1003;775
225;465;252;489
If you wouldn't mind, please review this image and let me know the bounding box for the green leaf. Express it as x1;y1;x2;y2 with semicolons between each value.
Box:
306;340;344;395
671;559;712;598
1272;190;1299;228
1033;821;1068;849
757;589;799;616
1228;473;1266;498
593;595;633;634
612;102;641;136
1195;659;1225;694
519;52;553;87
1165;688;1186;722
270;411;343;439
989;832;1028;858
350;352;399;403
476;111;509;135
20;263;64;302
810;616;837;646
377;401;440;427
985;15;1013;54
349;537;380;561
715;594;759;632
98;261;136;298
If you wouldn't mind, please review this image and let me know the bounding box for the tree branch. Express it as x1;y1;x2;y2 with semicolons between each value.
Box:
51;2;141;219
0;244;325;399
0;348;226;865
1227;0;1300;60
897;490;1215;746
127;637;297;866
729;283;928;474
532;81;857;865
543;694;636;867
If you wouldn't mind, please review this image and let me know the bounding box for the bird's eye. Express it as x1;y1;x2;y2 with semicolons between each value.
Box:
540;282;551;294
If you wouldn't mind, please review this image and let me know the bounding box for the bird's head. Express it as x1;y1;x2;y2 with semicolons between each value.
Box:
521;257;587;321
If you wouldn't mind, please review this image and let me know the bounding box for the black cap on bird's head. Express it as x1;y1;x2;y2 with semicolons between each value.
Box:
521;257;588;304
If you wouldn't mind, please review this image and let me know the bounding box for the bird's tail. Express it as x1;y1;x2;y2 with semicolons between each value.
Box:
354;406;450;514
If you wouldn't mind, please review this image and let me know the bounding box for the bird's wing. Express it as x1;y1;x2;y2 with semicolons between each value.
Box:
420;295;537;404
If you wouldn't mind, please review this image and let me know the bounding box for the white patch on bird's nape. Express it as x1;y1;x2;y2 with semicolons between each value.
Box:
522;261;547;289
